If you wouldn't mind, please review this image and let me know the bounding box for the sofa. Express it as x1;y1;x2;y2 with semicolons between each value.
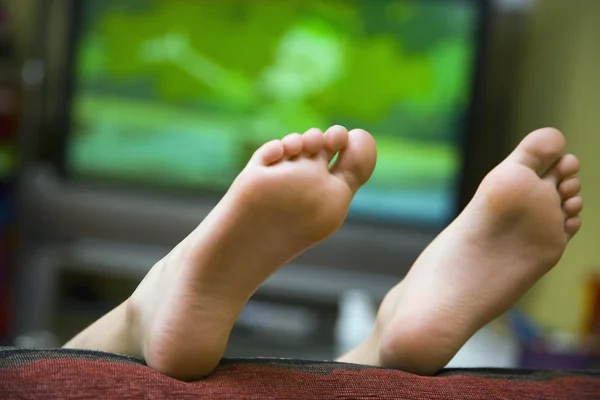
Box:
0;346;598;399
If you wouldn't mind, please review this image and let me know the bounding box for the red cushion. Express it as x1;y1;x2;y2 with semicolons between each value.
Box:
0;347;599;399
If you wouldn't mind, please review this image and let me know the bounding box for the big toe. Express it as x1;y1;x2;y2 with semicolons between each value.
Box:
329;129;377;192
509;127;566;173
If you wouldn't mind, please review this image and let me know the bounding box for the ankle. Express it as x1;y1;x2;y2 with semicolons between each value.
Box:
63;300;140;358
119;297;144;358
337;334;381;366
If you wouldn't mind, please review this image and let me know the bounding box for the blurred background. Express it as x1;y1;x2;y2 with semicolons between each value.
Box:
1;0;599;370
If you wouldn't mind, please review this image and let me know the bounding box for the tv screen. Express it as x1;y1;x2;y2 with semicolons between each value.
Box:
66;0;482;226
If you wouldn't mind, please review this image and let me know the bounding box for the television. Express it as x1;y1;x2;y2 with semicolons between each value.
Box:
19;0;496;309
63;0;485;226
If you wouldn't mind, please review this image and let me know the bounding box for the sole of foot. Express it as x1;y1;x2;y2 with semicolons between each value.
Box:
126;125;376;380
341;127;582;375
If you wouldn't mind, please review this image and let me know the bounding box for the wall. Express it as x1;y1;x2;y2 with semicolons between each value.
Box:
513;0;600;333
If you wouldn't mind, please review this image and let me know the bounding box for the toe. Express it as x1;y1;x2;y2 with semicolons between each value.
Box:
509;127;565;173
324;125;349;162
563;195;583;217
543;154;580;185
282;133;303;157
555;154;580;178
251;139;284;166
558;177;581;200
329;129;377;193
302;128;325;154
565;216;582;239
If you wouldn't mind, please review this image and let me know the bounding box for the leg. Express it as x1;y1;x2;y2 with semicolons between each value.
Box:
339;127;582;374
63;302;135;356
64;126;377;381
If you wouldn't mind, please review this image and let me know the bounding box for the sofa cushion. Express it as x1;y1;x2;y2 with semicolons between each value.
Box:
0;347;599;399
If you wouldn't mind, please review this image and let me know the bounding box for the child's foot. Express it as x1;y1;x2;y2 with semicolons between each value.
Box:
126;126;376;380
340;127;582;375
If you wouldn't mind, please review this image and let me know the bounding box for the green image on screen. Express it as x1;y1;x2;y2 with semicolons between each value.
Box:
67;0;479;225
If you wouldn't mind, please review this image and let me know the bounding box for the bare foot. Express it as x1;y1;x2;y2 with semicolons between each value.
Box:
339;127;582;375
126;126;376;380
